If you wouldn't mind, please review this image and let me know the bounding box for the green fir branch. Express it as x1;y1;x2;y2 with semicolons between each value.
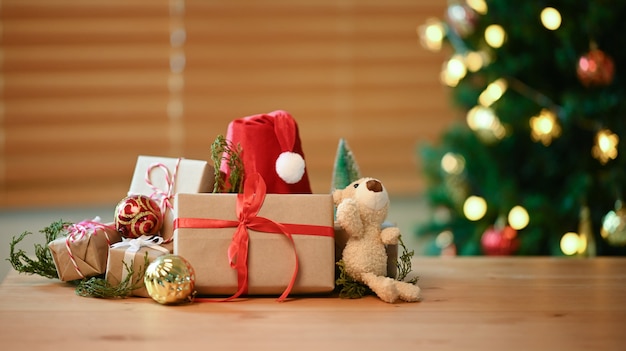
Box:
211;134;245;193
7;220;70;279
396;236;419;284
75;253;150;299
335;260;371;299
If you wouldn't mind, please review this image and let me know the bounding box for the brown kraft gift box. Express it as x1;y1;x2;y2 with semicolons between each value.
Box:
105;237;170;297
48;221;122;282
173;192;335;297
127;155;215;244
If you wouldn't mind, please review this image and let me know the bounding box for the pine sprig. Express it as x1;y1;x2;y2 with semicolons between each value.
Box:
396;236;419;284
211;134;245;193
335;260;372;299
75;253;150;299
7;220;70;279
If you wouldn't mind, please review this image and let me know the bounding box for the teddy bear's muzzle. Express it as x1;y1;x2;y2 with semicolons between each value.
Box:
366;179;383;193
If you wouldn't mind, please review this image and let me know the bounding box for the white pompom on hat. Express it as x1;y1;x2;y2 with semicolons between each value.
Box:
276;151;305;184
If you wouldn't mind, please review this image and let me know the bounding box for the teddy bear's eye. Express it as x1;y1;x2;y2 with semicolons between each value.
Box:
353;183;359;188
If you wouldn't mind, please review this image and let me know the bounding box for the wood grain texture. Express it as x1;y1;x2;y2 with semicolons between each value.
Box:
0;0;453;207
0;257;624;350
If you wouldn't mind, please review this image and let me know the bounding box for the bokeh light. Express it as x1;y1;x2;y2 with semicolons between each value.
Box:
463;196;487;221
560;232;580;255
540;7;562;30
508;206;529;230
484;24;506;48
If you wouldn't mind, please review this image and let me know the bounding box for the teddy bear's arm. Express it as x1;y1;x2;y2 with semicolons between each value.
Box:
336;199;364;238
380;226;400;245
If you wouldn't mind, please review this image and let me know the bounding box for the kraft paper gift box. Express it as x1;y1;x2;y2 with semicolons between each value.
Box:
127;155;215;244
173;179;335;298
105;236;170;297
48;220;122;282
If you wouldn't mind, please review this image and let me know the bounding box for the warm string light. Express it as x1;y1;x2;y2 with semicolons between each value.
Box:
484;24;506;48
592;129;619;164
440;52;491;87
466;105;506;142
441;152;466;175
560;206;596;256
466;0;488;15
529;109;561;146
478;78;507;107
508;206;529;230
540;7;562;30
418;18;445;52
560;232;582;255
463;196;487;221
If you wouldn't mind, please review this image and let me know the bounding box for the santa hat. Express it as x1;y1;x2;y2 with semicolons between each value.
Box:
220;110;312;194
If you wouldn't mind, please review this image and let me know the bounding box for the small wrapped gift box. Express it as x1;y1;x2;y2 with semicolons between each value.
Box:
48;220;122;282
105;236;170;297
173;173;335;300
128;155;215;243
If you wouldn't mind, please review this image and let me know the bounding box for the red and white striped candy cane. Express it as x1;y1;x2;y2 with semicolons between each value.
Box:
144;158;181;220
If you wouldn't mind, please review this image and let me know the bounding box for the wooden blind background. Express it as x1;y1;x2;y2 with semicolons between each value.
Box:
0;0;453;208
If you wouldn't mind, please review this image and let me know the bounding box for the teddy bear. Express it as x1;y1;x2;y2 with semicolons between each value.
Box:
333;177;421;303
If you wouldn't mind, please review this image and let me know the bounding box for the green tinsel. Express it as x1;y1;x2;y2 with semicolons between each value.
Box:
211;134;244;193
335;235;419;299
75;253;150;299
7;219;70;279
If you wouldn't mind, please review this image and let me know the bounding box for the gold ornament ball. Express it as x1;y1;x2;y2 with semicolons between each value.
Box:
144;254;196;305
601;208;626;246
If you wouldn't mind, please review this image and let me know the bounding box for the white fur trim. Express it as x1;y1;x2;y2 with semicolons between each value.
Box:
276;151;305;184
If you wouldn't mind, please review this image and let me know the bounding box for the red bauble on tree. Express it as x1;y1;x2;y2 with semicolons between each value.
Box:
481;223;519;256
114;194;163;239
577;48;615;87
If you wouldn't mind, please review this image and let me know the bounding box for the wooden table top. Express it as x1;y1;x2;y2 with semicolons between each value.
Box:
1;257;624;351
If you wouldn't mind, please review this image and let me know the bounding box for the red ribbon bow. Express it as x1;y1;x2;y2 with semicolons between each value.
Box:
174;172;333;302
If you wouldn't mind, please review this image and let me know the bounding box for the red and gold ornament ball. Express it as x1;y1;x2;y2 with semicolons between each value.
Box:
577;49;615;87
481;225;519;256
114;194;163;239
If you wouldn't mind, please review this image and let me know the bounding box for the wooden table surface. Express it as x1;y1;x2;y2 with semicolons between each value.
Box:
0;257;624;350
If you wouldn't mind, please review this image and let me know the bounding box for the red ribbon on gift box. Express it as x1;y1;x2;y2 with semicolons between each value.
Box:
173;172;333;302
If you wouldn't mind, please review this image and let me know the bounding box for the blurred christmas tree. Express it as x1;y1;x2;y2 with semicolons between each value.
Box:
416;0;626;256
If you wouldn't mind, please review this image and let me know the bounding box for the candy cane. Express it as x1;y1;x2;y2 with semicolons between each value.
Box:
144;158;182;219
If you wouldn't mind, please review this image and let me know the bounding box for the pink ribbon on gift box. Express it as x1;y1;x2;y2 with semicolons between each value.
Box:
174;172;334;302
65;217;115;279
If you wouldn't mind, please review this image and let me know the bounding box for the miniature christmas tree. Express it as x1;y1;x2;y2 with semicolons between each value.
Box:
416;1;626;256
331;138;362;191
